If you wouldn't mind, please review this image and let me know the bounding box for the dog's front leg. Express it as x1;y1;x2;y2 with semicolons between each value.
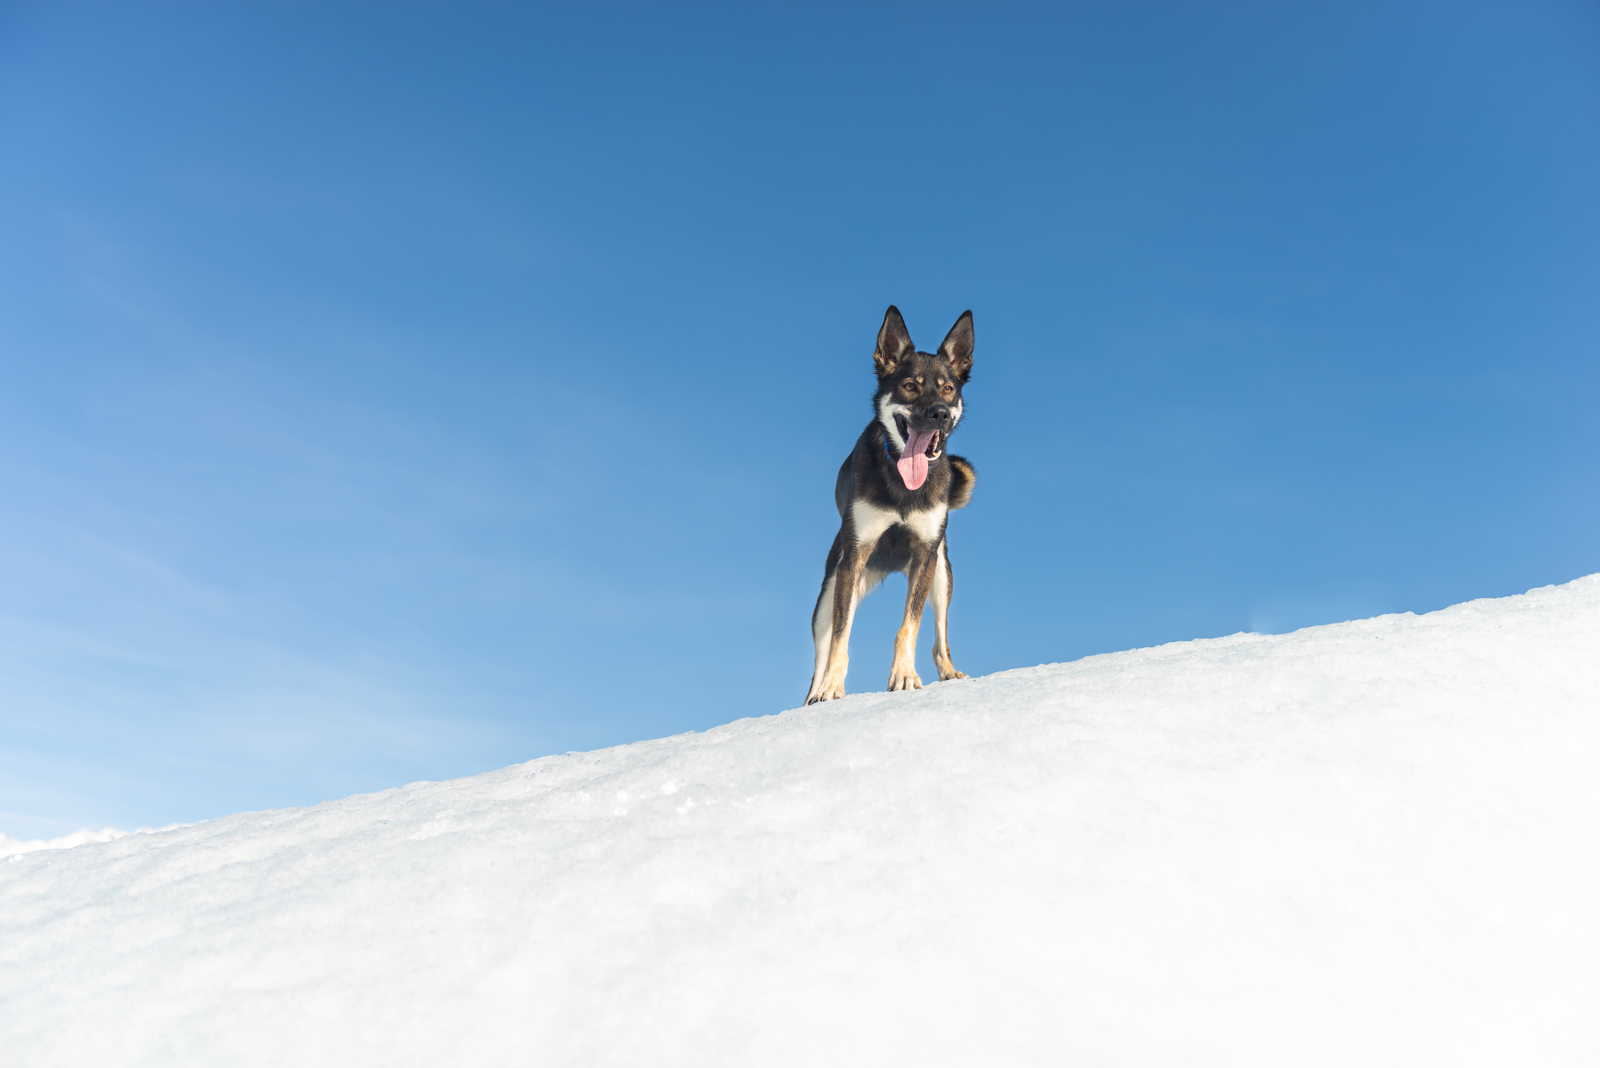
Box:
929;538;967;682
887;544;939;691
807;537;871;704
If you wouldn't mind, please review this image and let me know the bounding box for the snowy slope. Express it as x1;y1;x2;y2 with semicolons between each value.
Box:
4;578;1598;1067
0;827;132;858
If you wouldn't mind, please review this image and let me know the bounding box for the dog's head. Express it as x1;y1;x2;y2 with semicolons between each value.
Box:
872;306;973;490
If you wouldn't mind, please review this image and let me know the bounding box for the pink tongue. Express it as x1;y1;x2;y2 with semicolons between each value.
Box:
897;429;938;490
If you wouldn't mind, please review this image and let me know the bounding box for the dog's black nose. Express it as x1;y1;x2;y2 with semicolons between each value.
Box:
928;405;951;424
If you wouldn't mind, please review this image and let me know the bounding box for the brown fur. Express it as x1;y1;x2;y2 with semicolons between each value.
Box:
948;457;976;510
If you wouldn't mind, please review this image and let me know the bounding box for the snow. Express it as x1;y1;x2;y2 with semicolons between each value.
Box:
3;577;1598;1067
0;825;179;858
0;827;129;858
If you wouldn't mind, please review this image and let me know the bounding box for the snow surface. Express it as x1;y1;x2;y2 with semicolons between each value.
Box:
0;827;128;858
0;825;179;858
4;578;1598;1067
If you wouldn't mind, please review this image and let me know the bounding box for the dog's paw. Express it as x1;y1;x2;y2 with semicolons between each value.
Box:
806;683;846;704
937;668;969;682
886;668;923;692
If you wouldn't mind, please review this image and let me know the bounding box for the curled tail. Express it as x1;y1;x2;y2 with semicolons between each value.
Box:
947;456;976;510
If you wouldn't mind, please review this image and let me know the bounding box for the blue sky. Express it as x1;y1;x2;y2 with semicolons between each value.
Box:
2;0;1597;838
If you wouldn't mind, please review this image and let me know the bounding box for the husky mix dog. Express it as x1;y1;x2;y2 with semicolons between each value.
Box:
804;306;977;705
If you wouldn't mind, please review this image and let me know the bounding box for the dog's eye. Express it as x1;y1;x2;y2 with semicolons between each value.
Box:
941;385;954;396
901;380;917;392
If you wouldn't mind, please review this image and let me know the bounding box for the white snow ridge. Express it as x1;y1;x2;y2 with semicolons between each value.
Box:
4;579;1598;1067
0;826;130;858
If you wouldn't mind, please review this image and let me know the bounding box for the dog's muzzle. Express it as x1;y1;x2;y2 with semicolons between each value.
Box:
893;413;946;461
892;413;948;489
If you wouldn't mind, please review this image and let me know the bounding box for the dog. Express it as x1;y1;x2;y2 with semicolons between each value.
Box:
804;306;977;705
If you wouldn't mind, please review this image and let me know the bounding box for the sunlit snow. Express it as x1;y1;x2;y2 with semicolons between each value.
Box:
0;826;128;858
0;824;181;858
3;577;1597;1066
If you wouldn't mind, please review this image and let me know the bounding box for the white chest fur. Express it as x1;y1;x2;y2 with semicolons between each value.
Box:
850;499;948;547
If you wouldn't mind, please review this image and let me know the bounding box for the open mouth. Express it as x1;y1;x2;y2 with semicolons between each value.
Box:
892;415;945;490
893;414;944;460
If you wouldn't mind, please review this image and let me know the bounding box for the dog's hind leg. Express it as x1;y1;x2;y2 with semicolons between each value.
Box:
804;532;844;704
929;539;968;682
804;573;837;704
806;536;890;703
807;543;883;704
808;502;897;704
809;564;866;703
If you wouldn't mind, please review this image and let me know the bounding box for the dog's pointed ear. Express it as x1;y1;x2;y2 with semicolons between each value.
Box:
873;305;915;377
937;310;974;383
